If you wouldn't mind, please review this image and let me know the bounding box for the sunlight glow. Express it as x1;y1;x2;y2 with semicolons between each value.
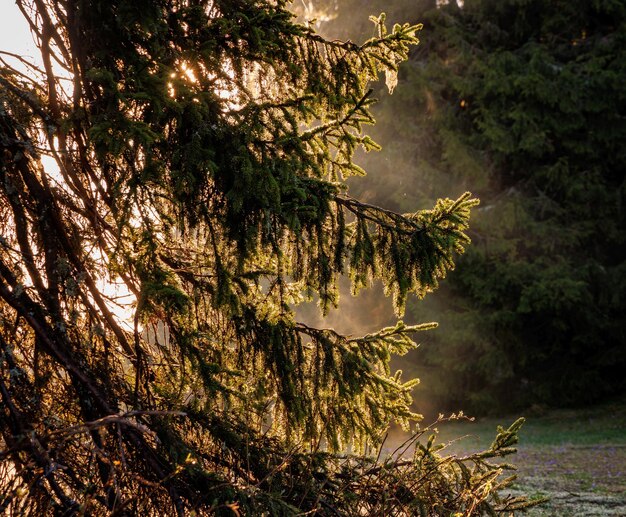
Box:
37;147;139;330
181;61;198;83
0;2;245;337
94;268;136;332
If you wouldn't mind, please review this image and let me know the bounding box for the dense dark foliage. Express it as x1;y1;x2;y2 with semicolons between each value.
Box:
0;0;538;514
310;0;626;413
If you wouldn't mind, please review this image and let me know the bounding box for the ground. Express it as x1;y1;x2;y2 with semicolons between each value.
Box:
392;398;626;515
510;442;626;515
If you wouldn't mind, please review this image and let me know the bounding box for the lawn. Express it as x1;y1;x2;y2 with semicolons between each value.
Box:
425;399;626;515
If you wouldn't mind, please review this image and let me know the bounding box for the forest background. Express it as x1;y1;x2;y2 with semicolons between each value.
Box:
298;0;626;417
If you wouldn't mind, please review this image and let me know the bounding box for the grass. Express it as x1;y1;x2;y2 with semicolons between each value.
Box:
422;398;626;515
431;398;626;452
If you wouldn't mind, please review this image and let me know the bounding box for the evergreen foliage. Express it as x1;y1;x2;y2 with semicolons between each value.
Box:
0;0;539;514
308;0;626;413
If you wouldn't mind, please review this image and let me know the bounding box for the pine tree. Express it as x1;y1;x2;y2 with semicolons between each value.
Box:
306;0;626;413
400;0;626;412
0;1;535;514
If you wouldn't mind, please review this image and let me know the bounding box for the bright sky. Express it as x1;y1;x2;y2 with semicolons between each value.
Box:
0;2;38;61
1;2;138;331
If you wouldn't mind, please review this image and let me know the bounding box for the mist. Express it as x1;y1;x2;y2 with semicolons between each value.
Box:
292;0;490;421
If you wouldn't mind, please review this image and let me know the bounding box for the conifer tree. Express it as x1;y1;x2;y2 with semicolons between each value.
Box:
306;0;626;413
0;0;535;514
